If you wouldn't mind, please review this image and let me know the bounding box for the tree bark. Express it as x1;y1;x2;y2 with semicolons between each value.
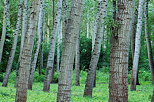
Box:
56;21;62;72
2;0;23;87
144;0;154;84
0;0;10;63
56;0;82;101
84;0;108;97
43;0;63;92
15;0;28;88
15;0;40;102
109;0;133;102
75;30;80;86
130;0;144;91
28;0;44;90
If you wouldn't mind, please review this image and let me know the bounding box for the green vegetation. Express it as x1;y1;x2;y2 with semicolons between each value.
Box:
0;70;153;102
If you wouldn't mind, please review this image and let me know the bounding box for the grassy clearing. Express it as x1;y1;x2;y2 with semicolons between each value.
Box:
0;70;153;102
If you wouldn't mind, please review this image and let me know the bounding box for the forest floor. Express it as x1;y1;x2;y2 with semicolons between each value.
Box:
0;70;153;102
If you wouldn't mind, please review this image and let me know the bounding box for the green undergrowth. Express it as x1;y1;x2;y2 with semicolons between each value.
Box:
0;69;153;102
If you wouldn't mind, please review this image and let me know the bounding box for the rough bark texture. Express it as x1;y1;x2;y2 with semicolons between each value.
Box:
75;31;80;86
15;0;28;88
130;0;144;91
0;0;10;63
2;0;23;87
144;0;154;84
28;0;44;90
15;0;40;102
84;0;108;97
43;0;62;92
56;0;82;101
109;0;133;102
19;0;28;63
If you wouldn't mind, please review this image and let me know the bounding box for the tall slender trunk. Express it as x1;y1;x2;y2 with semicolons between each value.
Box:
0;0;10;63
130;0;144;91
75;30;80;86
144;0;154;84
18;0;28;63
43;0;63;92
109;0;133;101
56;21;62;72
28;0;44;90
83;0;108;97
2;0;23;87
57;0;82;101
15;0;28;88
15;0;40;102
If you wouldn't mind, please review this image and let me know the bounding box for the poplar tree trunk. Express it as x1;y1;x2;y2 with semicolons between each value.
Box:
15;1;40;102
75;31;80;86
131;0;144;91
84;0;108;97
15;0;28;88
43;0;63;92
28;0;44;90
56;0;82;101
109;0;133;101
56;21;62;72
2;0;23;87
0;0;10;63
19;0;28;62
144;0;154;84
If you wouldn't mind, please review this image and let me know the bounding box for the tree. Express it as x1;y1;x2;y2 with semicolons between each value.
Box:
28;0;44;90
144;0;154;84
75;30;80;86
109;0;133;102
0;0;10;63
15;0;40;101
43;0;63;92
84;0;108;97
56;0;82;101
2;0;23;87
131;0;144;91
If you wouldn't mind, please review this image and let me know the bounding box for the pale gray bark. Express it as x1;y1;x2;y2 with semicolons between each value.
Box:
57;0;82;101
28;0;44;90
56;21;62;72
109;0;134;101
144;0;154;84
75;30;80;86
43;0;63;92
2;0;23;87
15;0;40;102
0;0;10;63
19;0;28;63
131;0;144;91
84;0;108;97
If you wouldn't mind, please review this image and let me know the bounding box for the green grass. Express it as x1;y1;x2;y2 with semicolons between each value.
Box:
0;70;153;102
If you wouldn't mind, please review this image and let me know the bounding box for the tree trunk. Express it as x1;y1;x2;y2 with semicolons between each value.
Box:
56;21;62;72
84;0;108;97
15;0;40;102
56;0;82;101
109;0;133;102
2;0;23;87
28;0;44;90
130;0;144;91
144;0;154;84
0;0;10;63
43;0;62;92
18;0;28;63
15;0;28;88
75;30;80;86
131;9;140;85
